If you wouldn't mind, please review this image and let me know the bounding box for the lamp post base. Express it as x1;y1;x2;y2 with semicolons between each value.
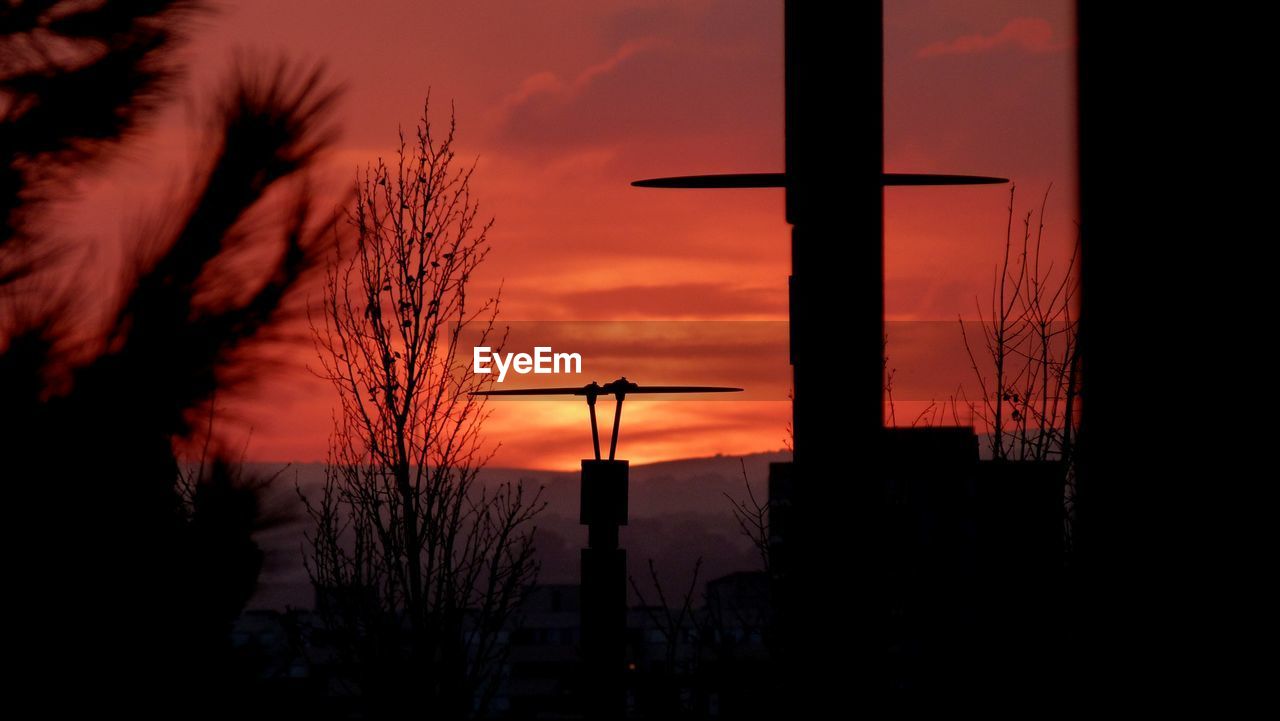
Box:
580;459;628;720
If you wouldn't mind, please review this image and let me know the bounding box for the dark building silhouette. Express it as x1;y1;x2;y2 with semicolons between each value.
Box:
232;573;782;719
771;427;1065;715
504;584;583;717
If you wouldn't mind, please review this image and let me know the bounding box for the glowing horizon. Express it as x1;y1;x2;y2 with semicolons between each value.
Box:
63;0;1077;470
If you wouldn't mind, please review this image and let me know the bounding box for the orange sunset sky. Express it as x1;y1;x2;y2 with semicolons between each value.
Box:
63;0;1076;470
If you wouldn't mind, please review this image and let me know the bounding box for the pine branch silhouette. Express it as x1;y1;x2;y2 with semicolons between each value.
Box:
1;2;341;715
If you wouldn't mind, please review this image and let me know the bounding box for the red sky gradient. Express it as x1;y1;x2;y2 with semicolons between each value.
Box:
62;0;1076;470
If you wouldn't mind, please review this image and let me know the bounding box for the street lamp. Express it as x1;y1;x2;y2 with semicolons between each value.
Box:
473;377;741;719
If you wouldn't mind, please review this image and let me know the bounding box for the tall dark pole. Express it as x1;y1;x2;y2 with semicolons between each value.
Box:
580;458;627;720
631;3;1001;711
787;1;884;446
786;2;886;713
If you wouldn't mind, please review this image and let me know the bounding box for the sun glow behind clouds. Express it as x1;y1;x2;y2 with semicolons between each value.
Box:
69;0;1075;466
482;400;792;471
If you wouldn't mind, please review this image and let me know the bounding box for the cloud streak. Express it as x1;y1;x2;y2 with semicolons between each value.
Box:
918;18;1068;59
488;0;781;158
495;37;667;123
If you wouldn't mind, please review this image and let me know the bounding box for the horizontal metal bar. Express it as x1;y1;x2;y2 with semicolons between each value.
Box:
631;172;1008;188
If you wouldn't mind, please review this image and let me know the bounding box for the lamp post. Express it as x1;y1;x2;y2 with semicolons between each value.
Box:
474;378;741;719
631;1;1007;712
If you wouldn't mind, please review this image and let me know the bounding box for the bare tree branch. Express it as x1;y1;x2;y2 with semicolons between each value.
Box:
301;97;542;718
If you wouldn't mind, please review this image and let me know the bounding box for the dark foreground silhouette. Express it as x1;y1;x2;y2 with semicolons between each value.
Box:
2;2;336;717
1;0;1225;718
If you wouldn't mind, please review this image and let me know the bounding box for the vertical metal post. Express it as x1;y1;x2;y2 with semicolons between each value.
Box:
609;394;625;460
588;394;601;460
786;0;884;446
786;0;886;713
580;459;629;720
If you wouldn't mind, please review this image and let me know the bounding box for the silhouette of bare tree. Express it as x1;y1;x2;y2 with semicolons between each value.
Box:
960;185;1080;464
303;98;542;719
959;185;1080;544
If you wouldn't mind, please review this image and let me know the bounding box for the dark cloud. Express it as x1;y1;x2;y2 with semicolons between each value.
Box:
491;0;781;162
918;17;1068;58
